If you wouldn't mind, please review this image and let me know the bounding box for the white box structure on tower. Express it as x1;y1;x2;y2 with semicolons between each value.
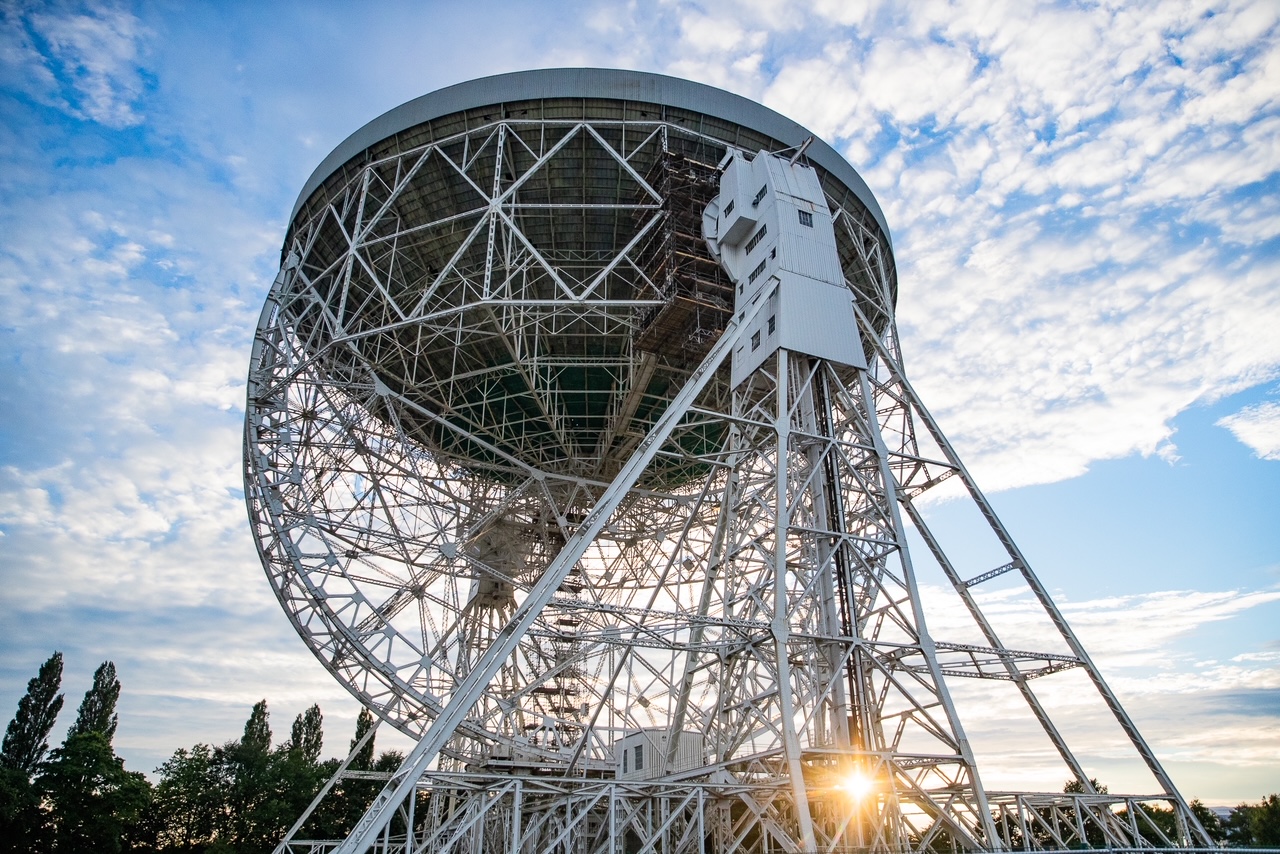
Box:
704;149;865;387
614;729;705;781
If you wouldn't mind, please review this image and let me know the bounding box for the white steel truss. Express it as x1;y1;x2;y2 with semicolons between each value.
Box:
246;107;1211;853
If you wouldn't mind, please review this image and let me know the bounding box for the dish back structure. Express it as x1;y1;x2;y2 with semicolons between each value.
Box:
244;69;1210;854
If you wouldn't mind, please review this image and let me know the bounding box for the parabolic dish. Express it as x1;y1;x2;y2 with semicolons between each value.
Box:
244;68;897;756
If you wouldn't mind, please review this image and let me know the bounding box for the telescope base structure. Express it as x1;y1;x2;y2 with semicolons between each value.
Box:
269;312;1209;854
278;774;1208;854
243;79;1211;854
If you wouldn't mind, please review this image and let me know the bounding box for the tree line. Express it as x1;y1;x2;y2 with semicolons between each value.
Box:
1;651;1279;852
0;652;401;853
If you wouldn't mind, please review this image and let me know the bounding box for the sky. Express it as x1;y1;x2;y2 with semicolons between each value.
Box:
0;0;1277;808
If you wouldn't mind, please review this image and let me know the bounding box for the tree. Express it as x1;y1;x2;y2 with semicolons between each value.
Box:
1063;776;1108;794
67;660;121;745
305;708;377;839
0;652;65;852
0;763;48;854
40;731;151;853
1;651;65;775
241;699;271;755
1248;794;1280;846
1114;797;1223;847
269;708;329;847
1058;778;1110;848
1189;798;1225;844
220;696;275;850
39;661;152;852
343;708;380;826
150;743;225;851
350;706;375;771
288;704;323;764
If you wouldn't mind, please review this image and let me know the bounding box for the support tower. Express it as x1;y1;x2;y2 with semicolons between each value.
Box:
244;69;1210;854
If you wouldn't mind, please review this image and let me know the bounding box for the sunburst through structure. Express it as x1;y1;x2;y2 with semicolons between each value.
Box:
244;69;1211;854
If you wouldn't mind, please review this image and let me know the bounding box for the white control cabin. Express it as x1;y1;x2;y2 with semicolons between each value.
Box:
614;729;704;781
703;149;865;387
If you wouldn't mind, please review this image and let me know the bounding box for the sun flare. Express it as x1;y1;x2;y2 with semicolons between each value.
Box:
837;770;875;801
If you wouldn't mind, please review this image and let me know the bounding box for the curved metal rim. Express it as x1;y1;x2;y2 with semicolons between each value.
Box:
290;67;892;246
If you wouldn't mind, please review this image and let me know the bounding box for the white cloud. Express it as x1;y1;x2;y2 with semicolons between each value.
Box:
919;582;1280;793
777;0;1280;490
1218;401;1280;460
1;5;151;128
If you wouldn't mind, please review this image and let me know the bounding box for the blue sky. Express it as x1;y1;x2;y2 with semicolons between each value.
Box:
0;0;1277;806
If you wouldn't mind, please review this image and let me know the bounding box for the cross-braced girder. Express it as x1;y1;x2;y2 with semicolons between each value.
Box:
246;88;1210;854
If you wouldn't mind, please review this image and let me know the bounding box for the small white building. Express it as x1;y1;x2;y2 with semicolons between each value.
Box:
614;729;705;781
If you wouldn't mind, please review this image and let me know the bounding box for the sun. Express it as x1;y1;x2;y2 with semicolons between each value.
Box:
837;770;876;801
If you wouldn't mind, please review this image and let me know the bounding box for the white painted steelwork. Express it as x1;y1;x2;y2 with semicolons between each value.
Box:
245;69;1210;854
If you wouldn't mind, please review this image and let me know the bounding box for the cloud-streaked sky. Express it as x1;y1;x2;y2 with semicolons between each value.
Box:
1;0;1277;806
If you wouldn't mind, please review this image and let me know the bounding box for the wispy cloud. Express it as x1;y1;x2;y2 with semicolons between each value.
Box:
761;1;1280;488
2;4;150;128
922;583;1280;795
1218;401;1280;460
568;0;1280;488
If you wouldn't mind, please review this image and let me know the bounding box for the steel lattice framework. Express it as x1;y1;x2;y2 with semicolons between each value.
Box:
244;70;1211;854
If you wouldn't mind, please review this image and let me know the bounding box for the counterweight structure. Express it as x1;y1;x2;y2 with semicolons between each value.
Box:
244;69;1210;854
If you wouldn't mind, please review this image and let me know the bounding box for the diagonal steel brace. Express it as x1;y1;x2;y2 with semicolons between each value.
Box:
333;295;767;854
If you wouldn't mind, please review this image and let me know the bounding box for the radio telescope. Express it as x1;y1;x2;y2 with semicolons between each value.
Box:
244;69;1210;853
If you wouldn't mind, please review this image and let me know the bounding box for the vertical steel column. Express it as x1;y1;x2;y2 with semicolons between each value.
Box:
771;348;819;853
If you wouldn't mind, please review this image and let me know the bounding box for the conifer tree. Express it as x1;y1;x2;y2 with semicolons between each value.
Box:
289;704;324;763
66;661;121;745
242;699;272;754
39;661;151;852
350;706;375;770
0;651;64;775
1;652;65;851
221;699;274;851
309;707;377;839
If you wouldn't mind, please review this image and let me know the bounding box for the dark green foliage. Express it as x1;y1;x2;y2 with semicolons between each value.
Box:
1226;803;1253;846
1257;794;1280;846
300;710;414;841
288;704;323;764
142;700;345;852
1190;798;1226;843
241;699;271;755
0;763;49;853
1122;802;1178;845
149;744;223;851
1062;776;1108;794
303;708;379;840
67;660;122;746
350;706;375;770
219;700;277;852
1062;777;1109;848
5;660;372;853
40;731;151;853
1227;793;1280;847
1;651;65;775
0;652;66;851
